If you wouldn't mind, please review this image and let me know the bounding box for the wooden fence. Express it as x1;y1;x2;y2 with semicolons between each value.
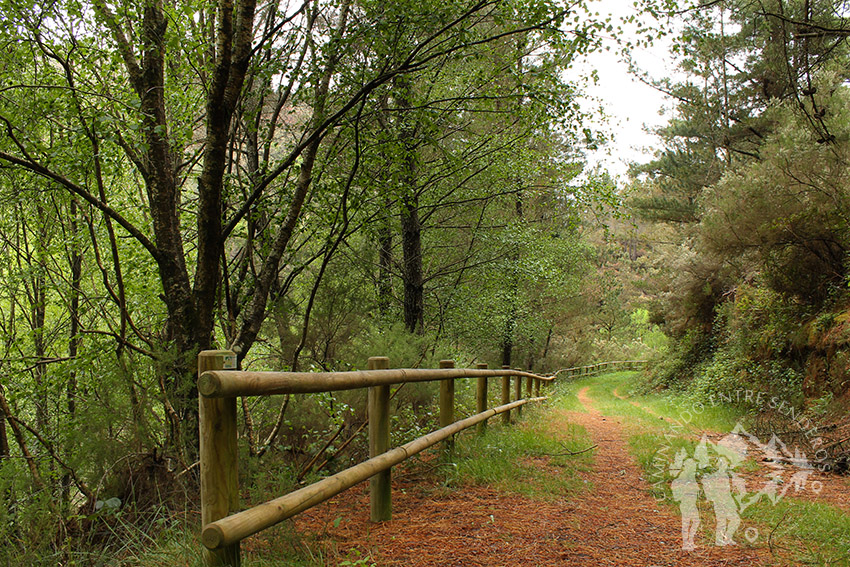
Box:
196;352;647;566
553;360;647;379
198;351;556;566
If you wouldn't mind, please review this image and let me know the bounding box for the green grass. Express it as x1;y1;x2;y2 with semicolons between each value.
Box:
448;403;593;499
742;498;850;566
566;371;850;566
558;371;743;433
628;432;701;501
547;381;585;412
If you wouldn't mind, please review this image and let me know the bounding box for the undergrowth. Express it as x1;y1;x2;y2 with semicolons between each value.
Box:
742;499;850;565
446;404;593;499
86;393;592;565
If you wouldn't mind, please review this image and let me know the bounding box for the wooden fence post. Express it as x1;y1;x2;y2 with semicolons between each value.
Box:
368;356;391;522
534;377;541;397
439;360;455;457
476;363;488;435
501;365;511;425
514;369;522;418
525;376;532;398
199;350;240;567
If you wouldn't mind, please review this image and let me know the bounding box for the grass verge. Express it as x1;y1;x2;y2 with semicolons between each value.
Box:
447;403;593;499
742;498;850;566
572;371;850;566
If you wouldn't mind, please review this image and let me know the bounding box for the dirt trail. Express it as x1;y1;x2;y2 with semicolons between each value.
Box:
559;387;768;565
291;386;776;566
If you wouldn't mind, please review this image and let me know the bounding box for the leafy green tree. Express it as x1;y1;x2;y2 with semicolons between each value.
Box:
0;0;578;463
633;0;850;330
632;0;850;400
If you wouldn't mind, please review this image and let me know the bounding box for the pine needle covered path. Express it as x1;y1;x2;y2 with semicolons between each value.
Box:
288;381;779;566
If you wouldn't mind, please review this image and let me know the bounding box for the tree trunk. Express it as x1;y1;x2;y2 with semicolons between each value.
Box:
400;192;424;334
99;0;258;462
395;76;424;334
0;384;46;491
62;198;82;510
541;327;553;370
500;314;514;367
0;404;8;460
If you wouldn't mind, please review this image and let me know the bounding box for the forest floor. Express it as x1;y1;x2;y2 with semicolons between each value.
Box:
284;374;850;566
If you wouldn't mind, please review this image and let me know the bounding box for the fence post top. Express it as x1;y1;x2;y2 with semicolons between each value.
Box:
199;349;236;356
367;356;390;370
198;350;237;369
476;362;488;369
439;359;455;368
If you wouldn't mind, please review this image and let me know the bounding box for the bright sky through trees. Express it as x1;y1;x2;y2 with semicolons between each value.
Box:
578;0;680;178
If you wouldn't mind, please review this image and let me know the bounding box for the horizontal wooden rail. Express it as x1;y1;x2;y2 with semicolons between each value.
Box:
202;397;544;550
553;360;646;379
199;367;552;398
198;351;554;565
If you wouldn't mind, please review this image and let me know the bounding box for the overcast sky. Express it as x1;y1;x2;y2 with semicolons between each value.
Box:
574;0;681;179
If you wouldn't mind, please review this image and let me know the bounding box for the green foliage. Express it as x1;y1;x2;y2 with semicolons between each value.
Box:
688;352;803;408
343;322;438;371
630;308;669;354
439;204;592;369
630;0;850;407
337;548;377;567
0;462;57;566
808;391;835;419
645;298;806;406
0;0;668;560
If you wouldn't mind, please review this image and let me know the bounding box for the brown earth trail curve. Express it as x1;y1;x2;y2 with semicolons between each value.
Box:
561;387;768;565
290;387;773;566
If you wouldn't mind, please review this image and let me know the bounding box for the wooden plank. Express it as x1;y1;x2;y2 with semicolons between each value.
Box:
199;367;552;398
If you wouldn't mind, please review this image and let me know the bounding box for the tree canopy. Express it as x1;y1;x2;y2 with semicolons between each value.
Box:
0;2;620;560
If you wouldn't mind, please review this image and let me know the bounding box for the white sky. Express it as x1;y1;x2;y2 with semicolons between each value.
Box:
573;0;681;179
